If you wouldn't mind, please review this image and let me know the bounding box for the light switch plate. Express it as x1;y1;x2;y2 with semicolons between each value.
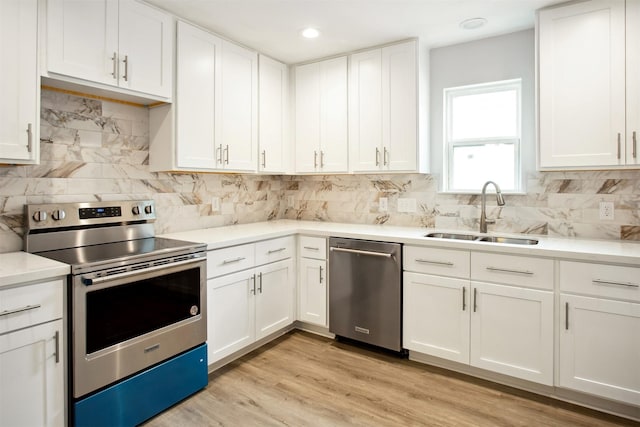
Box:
379;197;388;212
398;198;417;213
211;197;220;212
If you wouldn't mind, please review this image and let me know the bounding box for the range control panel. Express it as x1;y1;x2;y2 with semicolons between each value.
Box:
25;200;156;230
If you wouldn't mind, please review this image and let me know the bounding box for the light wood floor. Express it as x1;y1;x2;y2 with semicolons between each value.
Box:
145;331;637;426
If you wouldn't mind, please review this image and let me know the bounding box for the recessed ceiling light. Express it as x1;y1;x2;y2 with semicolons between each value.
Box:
459;17;487;30
301;28;320;39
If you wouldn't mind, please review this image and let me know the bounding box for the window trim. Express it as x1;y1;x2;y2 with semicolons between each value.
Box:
443;78;522;193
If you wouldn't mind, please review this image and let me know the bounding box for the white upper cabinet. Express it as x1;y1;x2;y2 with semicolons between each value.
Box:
217;40;258;172
46;0;172;100
0;0;39;164
538;0;636;169
259;55;289;173
295;56;348;173
627;0;640;166
350;40;420;172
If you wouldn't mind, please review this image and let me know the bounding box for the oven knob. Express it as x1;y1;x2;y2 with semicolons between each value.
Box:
132;205;141;215
52;209;66;221
144;205;153;214
32;210;47;222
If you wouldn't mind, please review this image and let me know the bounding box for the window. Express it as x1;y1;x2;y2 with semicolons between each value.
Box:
443;79;522;193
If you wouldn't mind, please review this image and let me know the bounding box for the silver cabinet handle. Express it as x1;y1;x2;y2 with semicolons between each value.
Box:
258;272;263;293
633;131;637;159
565;302;569;330
319;266;323;284
303;246;319;251
111;52;117;79
267;248;287;254
375;148;380;166
250;274;256;295
314;151;318;168
261;150;266;168
320;151;325;168
122;55;129;82
26;123;33;153
592;279;639;288
54;330;60;363
383;147;389;166
0;304;41;317
330;247;392;258
462;287;466;311
617;132;621;160
415;259;454;266
222;257;245;265
486;266;534;275
473;288;477;312
225;145;229;164
217;144;223;163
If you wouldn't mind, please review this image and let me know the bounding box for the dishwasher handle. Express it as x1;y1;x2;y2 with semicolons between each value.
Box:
330;247;393;258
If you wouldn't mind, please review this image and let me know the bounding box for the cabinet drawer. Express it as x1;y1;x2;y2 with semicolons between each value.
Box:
471;253;553;290
299;236;327;260
255;236;294;265
207;244;255;278
0;279;64;335
404;246;470;279
560;261;640;302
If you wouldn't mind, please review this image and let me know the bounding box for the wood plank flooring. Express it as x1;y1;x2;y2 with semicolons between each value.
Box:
144;331;637;426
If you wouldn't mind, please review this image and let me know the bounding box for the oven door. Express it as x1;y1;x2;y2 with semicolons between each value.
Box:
72;257;206;399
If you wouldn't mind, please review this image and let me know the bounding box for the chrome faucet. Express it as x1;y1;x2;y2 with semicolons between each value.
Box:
480;181;505;233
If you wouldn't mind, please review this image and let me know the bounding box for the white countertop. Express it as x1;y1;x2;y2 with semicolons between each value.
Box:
162;219;640;266
0;252;70;289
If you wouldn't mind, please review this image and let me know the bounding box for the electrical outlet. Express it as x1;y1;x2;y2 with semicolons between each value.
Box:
379;197;388;212
287;195;295;208
397;198;417;213
211;197;220;212
599;201;614;220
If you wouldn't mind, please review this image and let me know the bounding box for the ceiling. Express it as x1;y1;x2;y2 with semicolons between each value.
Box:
144;0;565;64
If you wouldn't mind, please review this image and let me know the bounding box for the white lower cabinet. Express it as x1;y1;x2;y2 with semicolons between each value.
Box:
297;236;327;327
207;238;294;364
403;246;554;386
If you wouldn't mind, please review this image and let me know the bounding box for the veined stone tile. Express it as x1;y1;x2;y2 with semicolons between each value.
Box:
41;90;102;116
621;226;640;241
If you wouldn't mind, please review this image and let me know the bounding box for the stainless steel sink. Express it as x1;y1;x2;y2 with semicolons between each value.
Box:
424;232;538;245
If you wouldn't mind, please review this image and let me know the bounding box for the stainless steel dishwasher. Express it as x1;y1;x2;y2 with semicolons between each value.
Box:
328;237;402;352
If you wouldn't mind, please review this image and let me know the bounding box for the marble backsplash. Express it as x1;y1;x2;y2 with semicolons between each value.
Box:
1;90;640;253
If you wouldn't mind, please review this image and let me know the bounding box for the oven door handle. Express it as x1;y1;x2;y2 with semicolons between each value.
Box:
82;257;204;286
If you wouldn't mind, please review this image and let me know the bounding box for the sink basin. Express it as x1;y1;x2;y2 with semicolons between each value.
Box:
476;236;539;245
424;232;538;245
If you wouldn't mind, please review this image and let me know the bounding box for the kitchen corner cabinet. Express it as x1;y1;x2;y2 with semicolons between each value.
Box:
294;57;348;173
538;0;639;169
149;21;257;172
207;237;294;363
0;0;39;164
46;0;173;100
297;236;328;326
0;278;65;427
403;247;554;386
349;40;420;172
559;261;640;406
259;55;290;173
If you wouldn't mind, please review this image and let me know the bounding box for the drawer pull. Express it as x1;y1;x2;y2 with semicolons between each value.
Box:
222;257;245;265
0;304;41;317
267;248;287;254
486;266;534;275
592;279;639;288
303;246;320;251
415;259;454;267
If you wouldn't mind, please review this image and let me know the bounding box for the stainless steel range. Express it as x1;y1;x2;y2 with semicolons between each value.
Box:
24;200;208;427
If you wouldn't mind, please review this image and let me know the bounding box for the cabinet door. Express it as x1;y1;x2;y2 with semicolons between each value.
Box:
207;271;255;363
255;259;294;339
175;21;220;170
218;41;258;172
0;320;64;427
349;49;382;172
295;62;321;173
470;282;553;385
259;55;288;173
319;56;348;172
47;0;118;86
118;0;172;98
538;0;626;168
560;294;640;406
382;41;417;171
403;272;470;364
298;258;327;326
628;0;640;166
0;0;39;163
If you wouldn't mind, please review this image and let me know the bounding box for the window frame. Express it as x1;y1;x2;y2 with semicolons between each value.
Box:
443;78;523;193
